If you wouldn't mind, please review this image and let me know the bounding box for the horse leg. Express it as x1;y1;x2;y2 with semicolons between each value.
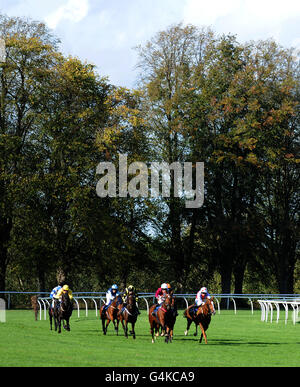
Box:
115;316;120;335
105;318;111;334
150;320;156;343
112;318;118;335
131;321;136;339
101;317;107;335
124;320;128;339
65;317;70;331
49;310;52;330
121;318;126;337
58;316;62;334
185;318;192;336
165;326;170;343
198;323;207;344
54;314;58;331
194;322;198;336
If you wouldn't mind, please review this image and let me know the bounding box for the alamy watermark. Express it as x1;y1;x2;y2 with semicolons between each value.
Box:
96;154;204;209
0;298;6;323
0;38;6;63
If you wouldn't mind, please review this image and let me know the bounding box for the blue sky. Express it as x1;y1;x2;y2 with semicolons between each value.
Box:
0;0;299;88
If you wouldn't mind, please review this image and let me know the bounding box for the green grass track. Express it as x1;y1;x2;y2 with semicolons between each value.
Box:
0;309;299;367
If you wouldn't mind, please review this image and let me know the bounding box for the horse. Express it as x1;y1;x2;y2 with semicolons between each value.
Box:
149;294;176;343
30;295;39;321
183;304;199;337
184;297;215;344
49;301;55;331
53;292;73;334
100;297;122;335
118;294;138;339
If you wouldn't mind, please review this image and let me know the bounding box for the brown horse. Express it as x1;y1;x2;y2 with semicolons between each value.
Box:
184;297;215;344
184;304;199;337
100;297;122;335
149;294;175;343
53;292;73;334
31;295;39;321
118;294;138;339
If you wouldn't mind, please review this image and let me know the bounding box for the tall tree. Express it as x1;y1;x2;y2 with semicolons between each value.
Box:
0;15;60;290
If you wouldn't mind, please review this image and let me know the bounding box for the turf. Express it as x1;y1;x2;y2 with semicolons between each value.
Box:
0;308;299;367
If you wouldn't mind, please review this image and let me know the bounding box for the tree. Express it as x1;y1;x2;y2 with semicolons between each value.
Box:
0;15;60;290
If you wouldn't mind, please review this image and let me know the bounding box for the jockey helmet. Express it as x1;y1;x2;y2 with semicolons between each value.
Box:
111;284;118;290
127;285;134;292
62;285;69;291
167;283;172;289
200;287;207;294
161;283;168;290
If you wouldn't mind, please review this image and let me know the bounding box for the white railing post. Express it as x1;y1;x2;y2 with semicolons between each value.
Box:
37;299;42;321
142;297;149;314
82;298;88;317
283;303;288;325
269;301;273;323
73;298;80;318
214;298;220;314
231;298;236;315
91;298;98;317
248;298;253;315
274;302;280;323
183;297;189;310
40;299;47;320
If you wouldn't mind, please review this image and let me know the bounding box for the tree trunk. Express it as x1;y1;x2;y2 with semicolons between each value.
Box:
0;217;12;291
219;249;233;308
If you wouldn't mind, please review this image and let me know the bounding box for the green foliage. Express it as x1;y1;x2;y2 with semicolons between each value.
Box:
0;16;299;296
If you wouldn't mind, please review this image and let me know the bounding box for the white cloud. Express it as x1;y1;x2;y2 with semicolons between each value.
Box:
45;0;89;29
183;0;241;25
1;0;299;87
183;0;300;26
182;0;300;48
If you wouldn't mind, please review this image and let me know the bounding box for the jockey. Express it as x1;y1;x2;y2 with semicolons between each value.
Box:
106;284;120;305
195;286;215;315
195;287;211;306
121;285;139;304
119;285;140;316
49;282;64;309
53;284;73;310
101;284;120;317
155;283;168;303
152;283;169;316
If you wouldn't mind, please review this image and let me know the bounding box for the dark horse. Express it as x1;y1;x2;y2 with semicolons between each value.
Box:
149;294;176;343
51;292;73;334
100;297;122;335
118;294;138;339
184;297;215;344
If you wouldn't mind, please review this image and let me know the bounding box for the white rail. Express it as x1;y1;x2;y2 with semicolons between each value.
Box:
258;299;300;325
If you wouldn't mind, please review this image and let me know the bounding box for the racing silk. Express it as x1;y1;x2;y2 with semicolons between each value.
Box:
50;285;62;299
122;290;139;303
195;291;211;306
54;288;73;301
106;288;120;305
155;288;167;304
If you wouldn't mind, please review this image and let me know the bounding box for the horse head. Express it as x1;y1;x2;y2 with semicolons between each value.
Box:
196;297;215;317
162;294;172;311
60;291;72;313
126;294;137;313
